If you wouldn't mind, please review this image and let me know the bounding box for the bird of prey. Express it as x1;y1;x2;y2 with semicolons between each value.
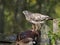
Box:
16;30;39;45
23;10;53;31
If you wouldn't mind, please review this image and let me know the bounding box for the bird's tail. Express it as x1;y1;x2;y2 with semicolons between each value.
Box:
47;17;53;20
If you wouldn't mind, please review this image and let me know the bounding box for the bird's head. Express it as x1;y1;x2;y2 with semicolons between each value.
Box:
23;10;32;16
23;10;28;15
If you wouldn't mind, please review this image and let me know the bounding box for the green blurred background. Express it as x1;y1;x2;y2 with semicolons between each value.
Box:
0;0;60;45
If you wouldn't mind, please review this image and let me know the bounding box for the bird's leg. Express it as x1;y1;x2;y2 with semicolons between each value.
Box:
35;24;42;31
35;24;38;31
32;24;35;31
38;24;41;30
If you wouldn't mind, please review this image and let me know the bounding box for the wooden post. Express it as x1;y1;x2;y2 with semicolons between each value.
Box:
40;23;50;45
53;19;60;45
53;19;59;33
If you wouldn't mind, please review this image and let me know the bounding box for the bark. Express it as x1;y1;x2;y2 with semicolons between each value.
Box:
0;0;5;33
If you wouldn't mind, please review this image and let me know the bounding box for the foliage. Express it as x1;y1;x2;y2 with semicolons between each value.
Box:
0;0;60;45
48;31;57;45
